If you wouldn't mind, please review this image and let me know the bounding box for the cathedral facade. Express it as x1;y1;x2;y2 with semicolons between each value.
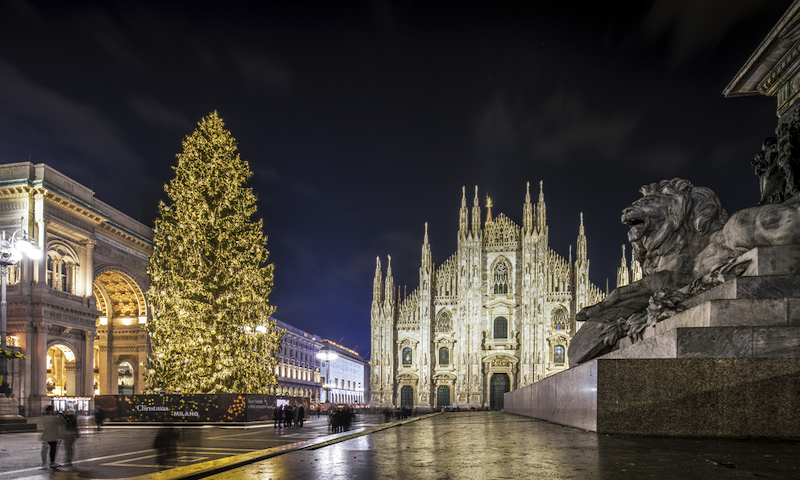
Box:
370;183;604;410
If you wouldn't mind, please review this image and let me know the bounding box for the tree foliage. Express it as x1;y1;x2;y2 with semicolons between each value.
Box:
145;111;281;394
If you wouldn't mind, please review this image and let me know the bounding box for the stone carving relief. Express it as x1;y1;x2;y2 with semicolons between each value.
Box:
753;108;800;204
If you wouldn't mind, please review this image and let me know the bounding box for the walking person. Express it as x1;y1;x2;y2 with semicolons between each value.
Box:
298;404;305;427
284;404;293;428
62;411;80;466
40;406;66;468
293;404;300;428
272;406;280;428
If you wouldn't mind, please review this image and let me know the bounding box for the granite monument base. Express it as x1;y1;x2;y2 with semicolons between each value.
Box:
505;357;800;438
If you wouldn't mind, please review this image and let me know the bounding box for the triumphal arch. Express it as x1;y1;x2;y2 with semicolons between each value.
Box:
0;163;152;415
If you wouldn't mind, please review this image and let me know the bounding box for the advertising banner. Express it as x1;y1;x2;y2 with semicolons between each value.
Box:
95;394;310;422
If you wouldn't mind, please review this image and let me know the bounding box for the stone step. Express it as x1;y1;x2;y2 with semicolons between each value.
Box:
655;298;799;336
740;244;800;277
0;417;37;433
685;275;800;308
608;325;800;360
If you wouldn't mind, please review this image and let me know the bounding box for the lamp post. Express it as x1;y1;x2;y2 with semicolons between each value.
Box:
315;349;338;404
0;229;41;397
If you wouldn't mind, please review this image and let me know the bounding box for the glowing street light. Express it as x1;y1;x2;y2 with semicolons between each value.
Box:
0;229;41;397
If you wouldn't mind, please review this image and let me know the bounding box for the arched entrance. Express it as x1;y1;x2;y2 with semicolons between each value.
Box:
436;385;450;409
490;373;509;410
46;344;77;397
400;386;414;408
93;270;148;395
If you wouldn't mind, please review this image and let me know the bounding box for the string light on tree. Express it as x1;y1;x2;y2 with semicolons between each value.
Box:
145;111;282;394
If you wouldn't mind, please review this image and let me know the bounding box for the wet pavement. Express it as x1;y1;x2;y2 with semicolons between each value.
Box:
205;412;800;480
0;414;386;479
5;412;800;479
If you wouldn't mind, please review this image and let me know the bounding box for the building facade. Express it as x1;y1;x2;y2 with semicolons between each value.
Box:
369;183;604;410
273;319;322;402
0;162;153;415
319;340;367;405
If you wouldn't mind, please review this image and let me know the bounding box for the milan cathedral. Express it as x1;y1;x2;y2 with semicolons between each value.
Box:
370;182;605;410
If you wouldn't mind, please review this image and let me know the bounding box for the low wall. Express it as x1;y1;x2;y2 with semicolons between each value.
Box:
505;358;800;438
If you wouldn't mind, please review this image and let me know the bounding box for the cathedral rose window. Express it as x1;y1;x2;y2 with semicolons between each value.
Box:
493;260;510;294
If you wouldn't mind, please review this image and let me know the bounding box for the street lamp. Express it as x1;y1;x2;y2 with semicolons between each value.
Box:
316;350;338;403
0;229;41;397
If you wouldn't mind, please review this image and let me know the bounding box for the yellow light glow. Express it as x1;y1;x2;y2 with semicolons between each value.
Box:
121;318;133;326
138;316;147;324
99;317;108;326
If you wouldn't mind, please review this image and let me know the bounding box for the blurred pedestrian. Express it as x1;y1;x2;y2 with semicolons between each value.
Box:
40;406;65;468
298;405;305;427
62;411;79;466
272;406;280;428
94;408;106;431
154;423;181;469
293;404;300;428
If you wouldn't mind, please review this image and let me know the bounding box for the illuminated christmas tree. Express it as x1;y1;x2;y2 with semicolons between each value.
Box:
145;111;281;394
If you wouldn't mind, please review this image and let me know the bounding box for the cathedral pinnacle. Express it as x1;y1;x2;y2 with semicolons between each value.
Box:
471;186;481;235
485;195;493;224
459;186;469;235
523;181;533;234
387;254;392;276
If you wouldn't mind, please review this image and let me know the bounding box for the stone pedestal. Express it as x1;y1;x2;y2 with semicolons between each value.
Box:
504;245;800;439
0;395;36;433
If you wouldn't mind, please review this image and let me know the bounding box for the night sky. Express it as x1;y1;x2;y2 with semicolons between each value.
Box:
0;0;793;358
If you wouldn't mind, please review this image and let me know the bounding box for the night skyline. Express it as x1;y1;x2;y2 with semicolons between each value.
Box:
0;0;792;357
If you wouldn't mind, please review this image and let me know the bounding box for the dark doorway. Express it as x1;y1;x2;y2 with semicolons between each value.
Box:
436;385;450;409
490;373;510;410
401;386;414;408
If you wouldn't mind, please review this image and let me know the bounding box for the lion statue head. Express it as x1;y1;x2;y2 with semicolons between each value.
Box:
621;178;728;276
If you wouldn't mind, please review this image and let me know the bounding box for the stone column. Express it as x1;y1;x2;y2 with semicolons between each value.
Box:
29;323;49;415
80;239;96;298
82;331;95;397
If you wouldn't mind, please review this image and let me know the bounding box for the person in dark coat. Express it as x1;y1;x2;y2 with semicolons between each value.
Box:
298;405;305;427
284;405;293;428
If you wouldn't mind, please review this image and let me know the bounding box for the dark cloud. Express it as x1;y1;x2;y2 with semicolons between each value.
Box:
475;91;638;164
0;62;143;173
229;49;293;97
642;0;775;65
129;95;193;131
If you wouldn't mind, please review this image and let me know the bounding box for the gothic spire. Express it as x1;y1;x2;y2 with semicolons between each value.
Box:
372;256;383;307
471;186;481;235
577;212;587;263
536;180;547;232
459;186;468;236
485;195;493;225
616;244;630;288
421;222;432;271
523;181;533;234
384;254;395;309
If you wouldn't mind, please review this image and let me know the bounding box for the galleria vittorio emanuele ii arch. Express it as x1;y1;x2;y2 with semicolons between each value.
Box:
0;162;152;416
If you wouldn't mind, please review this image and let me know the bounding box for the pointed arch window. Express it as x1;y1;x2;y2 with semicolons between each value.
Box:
554;345;565;364
436;310;452;333
493;317;508;339
438;347;449;365
402;347;412;365
493;260;509;294
553;308;567;330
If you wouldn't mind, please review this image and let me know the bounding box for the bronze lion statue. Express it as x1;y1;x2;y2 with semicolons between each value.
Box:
569;179;728;365
569;177;800;366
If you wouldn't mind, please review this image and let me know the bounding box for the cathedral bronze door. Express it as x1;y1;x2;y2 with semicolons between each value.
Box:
436;385;450;409
401;386;414;408
490;373;510;410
